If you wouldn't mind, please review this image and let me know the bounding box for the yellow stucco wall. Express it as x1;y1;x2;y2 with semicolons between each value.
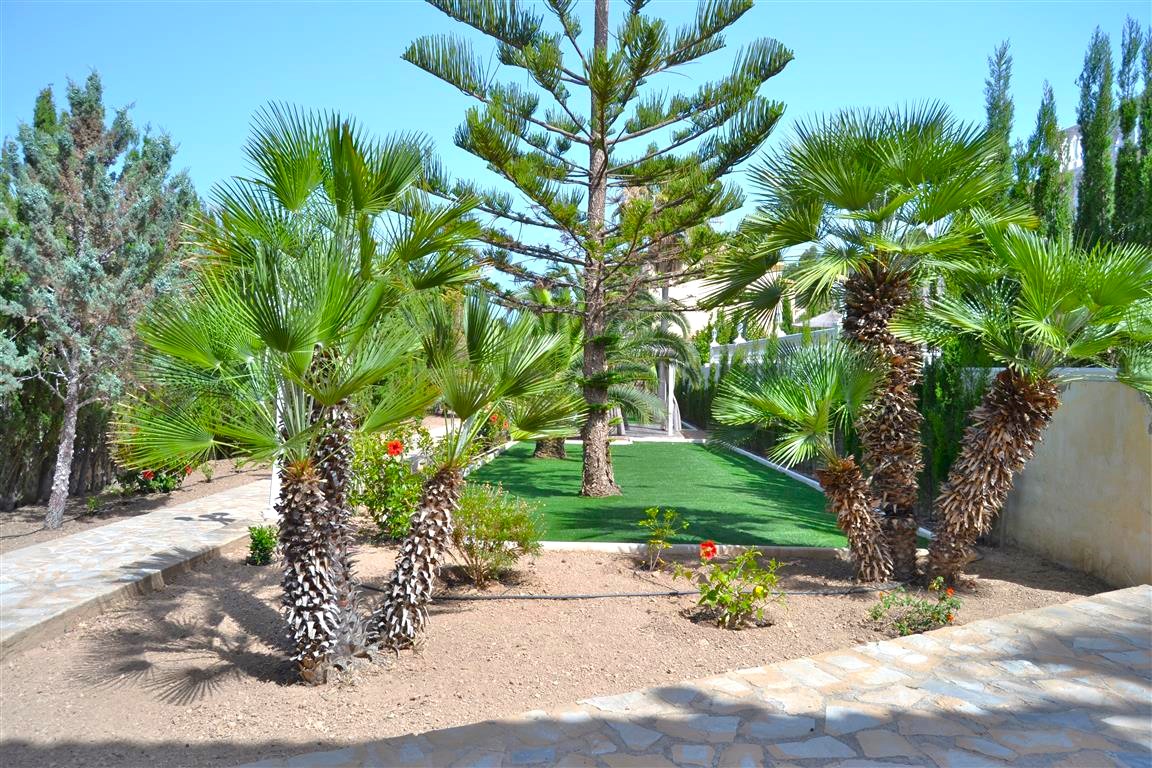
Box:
1002;377;1152;587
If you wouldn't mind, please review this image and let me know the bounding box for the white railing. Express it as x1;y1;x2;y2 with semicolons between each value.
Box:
702;327;839;380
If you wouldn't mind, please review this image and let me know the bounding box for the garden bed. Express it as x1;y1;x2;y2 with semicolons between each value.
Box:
467;442;840;546
0;460;271;556
0;542;1106;768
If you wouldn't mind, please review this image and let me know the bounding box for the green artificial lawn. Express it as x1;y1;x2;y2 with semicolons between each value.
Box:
467;442;844;547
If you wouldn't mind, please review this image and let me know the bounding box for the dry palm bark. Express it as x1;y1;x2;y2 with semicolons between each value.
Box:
372;467;465;649
313;403;372;670
815;456;893;582
277;459;343;684
841;263;922;581
928;368;1060;582
533;438;568;459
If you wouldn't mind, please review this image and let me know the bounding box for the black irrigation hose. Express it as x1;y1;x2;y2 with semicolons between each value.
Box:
358;583;901;601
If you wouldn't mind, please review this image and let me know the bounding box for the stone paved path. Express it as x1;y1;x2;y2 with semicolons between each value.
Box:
0;480;268;657
243;586;1152;768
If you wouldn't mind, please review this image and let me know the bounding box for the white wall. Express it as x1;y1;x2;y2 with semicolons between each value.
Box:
1002;375;1152;587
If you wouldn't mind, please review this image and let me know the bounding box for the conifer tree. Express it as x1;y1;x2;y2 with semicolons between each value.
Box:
403;0;792;495
1114;18;1143;241
1074;28;1116;247
1139;28;1152;242
984;41;1015;197
1028;83;1073;241
0;74;195;528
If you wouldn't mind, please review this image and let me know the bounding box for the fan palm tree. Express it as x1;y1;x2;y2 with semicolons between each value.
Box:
713;341;892;582
894;221;1152;582
114;106;480;683
518;285;700;459
704;104;1032;580
372;290;583;649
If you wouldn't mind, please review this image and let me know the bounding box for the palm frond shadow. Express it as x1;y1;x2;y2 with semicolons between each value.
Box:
74;570;293;705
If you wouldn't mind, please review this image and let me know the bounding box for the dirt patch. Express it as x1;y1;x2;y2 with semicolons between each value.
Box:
0;544;1106;768
0;461;271;555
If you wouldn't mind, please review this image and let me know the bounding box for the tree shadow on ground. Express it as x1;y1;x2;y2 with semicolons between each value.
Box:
72;561;291;706
10;601;1150;768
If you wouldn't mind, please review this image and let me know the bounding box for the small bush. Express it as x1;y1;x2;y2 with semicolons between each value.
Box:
117;467;187;494
637;507;688;570
676;544;783;629
200;462;215;482
247;525;277;566
869;577;961;636
350;424;433;540
84;496;102;517
450;482;542;586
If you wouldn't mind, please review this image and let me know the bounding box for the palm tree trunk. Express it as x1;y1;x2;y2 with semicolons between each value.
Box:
278;459;342;684
533;438;567;459
816;456;892;582
928;368;1060;582
842;263;922;580
373;467;464;649
312;402;370;667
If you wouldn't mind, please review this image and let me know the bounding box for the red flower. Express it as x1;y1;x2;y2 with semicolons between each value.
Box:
946;613;954;623
141;470;155;481
386;440;404;457
184;465;193;476
502;419;510;430
489;412;500;423
699;540;718;561
945;587;955;597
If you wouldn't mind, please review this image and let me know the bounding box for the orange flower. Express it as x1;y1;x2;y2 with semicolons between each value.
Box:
946;613;954;623
386;440;404;457
699;540;718;560
945;587;955;597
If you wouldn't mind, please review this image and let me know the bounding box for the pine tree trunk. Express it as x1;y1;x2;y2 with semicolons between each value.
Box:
842;263;922;580
278;459;342;685
373;467;464;649
928;369;1060;583
578;0;621;499
45;373;82;530
533;438;567;459
816;456;892;583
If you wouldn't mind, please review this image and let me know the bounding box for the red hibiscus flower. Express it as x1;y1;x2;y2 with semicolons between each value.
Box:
699;540;718;561
502;419;510;430
386;440;404;457
141;470;155;481
489;412;500;423
945;587;955;597
184;465;193;476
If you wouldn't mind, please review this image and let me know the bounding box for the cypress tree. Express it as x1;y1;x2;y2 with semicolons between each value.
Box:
1028;83;1073;241
1074;28;1116;247
984;41;1015;197
1113;18;1143;241
1139;29;1152;243
32;88;58;134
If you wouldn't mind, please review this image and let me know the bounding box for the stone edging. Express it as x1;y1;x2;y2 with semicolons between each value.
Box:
539;541;845;560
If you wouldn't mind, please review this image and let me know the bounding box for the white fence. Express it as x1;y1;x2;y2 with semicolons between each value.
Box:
701;327;839;380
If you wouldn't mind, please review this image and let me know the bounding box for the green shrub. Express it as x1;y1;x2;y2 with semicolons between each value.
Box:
200;462;215;482
637;507;688;570
869;577;962;636
676;545;783;629
117;466;187;494
450;482;542;586
350;424;433;539
247;525;277;566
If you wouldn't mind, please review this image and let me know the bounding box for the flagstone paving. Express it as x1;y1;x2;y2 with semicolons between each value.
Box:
242;585;1152;767
0;479;268;657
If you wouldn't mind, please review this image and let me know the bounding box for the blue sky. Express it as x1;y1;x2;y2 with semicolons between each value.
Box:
1;0;1147;210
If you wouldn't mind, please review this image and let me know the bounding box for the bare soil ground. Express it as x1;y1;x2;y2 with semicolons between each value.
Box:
0;542;1106;768
0;460;271;555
